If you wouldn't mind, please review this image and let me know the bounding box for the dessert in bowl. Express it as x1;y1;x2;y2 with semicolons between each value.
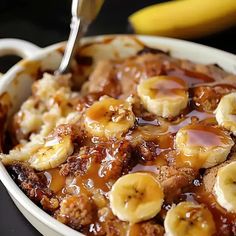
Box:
0;35;236;235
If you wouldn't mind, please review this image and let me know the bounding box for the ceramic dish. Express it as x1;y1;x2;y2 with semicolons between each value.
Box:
0;35;236;236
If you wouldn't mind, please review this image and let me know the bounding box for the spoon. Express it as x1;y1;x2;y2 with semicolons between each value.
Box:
56;0;104;74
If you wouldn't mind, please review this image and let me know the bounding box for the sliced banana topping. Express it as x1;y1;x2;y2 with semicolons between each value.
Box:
175;124;234;169
215;92;236;135
164;201;216;236
29;136;73;171
214;161;236;213
137;76;188;118
84;97;135;139
109;172;164;223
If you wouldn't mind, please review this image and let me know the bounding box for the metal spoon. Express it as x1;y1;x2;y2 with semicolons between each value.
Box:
56;0;104;74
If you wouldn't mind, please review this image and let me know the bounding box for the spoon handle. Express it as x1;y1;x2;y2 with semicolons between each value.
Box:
56;0;104;74
57;17;85;74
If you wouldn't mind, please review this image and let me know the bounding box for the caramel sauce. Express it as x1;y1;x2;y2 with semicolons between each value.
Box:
80;88;234;235
184;124;232;147
44;168;66;193
167;69;214;86
75;164;110;196
149;76;187;99
10;42;236;236
127;125;172;148
189;130;221;147
174;152;206;170
127;223;142;236
124;79;235;234
168;110;215;133
131;163;159;174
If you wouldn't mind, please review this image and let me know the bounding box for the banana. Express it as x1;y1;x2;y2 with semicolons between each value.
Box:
214;161;236;213
164;201;216;236
175;124;234;169
109;172;164;223
29;136;73;171
215;92;236;136
129;0;236;39
137;76;188;118
84;97;135;139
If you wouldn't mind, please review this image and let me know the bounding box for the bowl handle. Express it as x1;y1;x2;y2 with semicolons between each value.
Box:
0;38;41;58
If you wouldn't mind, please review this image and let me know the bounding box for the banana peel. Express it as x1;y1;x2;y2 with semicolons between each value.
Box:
129;0;236;39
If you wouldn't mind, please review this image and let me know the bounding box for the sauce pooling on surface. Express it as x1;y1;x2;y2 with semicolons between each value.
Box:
149;76;187;99
40;64;236;235
182;124;231;147
167;69;214;86
7;40;236;236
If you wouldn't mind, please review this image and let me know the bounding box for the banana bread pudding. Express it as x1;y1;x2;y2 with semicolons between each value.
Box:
1;42;236;236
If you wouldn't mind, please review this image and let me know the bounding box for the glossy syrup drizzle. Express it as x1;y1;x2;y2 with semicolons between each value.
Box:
41;61;236;235
183;124;231;147
148;76;187;99
166;69;214;86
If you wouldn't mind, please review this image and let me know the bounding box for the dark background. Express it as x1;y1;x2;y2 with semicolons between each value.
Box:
0;0;235;235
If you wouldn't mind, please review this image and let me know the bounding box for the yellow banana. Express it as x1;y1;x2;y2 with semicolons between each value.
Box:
84;96;135;139
129;0;236;39
175;124;234;169
137;76;188;118
164;201;216;236
215;92;236;136
109;172;164;223
29;136;73;171
214;161;236;213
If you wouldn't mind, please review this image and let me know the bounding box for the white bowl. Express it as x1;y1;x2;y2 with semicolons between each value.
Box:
0;35;236;236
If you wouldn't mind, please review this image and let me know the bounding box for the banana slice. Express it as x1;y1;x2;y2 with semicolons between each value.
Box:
164;201;216;236
215;92;236;135
214;161;236;213
109;172;164;223
175;124;234;169
29;136;73;171
84;97;135;139
137;76;188;118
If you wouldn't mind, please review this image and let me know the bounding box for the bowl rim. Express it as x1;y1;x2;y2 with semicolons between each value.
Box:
0;34;236;236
